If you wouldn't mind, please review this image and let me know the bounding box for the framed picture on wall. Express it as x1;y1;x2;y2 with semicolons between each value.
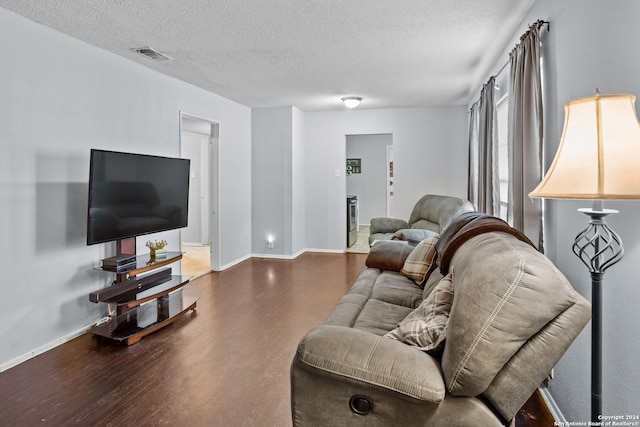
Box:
347;158;361;174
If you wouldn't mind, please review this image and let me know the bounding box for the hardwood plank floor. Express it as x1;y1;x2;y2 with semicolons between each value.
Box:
0;252;553;426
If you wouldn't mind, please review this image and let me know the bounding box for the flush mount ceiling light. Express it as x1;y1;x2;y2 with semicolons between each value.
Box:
341;97;363;109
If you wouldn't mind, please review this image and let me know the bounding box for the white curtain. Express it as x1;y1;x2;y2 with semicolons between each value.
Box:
468;77;500;215
507;21;544;249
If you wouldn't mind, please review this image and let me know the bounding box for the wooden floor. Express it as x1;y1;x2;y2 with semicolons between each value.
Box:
0;252;553;426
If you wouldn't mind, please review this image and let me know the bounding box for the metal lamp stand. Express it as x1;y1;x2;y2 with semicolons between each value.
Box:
572;201;624;422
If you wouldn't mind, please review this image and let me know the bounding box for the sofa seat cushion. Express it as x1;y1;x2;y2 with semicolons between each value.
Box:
324;269;423;335
442;232;579;396
354;299;415;335
370;271;424;307
354;271;423;335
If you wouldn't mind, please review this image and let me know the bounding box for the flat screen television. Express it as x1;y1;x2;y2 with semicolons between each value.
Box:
87;149;190;245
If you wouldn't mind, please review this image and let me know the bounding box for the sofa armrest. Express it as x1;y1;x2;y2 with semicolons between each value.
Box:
370;217;410;234
293;325;445;403
366;241;413;271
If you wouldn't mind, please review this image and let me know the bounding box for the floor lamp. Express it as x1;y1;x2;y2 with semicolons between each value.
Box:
529;93;640;422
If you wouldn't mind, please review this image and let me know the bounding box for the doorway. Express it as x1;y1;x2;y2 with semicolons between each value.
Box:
180;112;221;276
345;133;393;253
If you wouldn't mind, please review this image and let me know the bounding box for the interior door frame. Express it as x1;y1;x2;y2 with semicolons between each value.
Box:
179;111;221;271
386;145;393;217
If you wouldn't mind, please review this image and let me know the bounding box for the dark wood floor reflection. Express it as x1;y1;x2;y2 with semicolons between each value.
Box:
0;252;553;426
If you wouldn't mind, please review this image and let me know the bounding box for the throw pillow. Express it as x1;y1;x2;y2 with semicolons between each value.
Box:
384;272;454;353
401;235;440;284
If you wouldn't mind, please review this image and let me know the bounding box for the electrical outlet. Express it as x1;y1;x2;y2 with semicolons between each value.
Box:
268;241;274;249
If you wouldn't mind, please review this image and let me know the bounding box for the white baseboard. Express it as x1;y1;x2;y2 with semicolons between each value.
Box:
0;324;93;372
304;248;345;254
182;242;207;247
3;248;349;371
252;248;345;260
539;387;567;424
217;253;251;270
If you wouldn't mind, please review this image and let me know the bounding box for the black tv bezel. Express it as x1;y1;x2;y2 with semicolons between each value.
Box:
86;149;190;246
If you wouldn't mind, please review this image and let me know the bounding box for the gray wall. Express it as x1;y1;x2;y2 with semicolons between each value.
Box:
475;0;640;419
251;106;305;257
0;8;252;369
346;134;392;225
304;107;469;251
252;107;292;255
292;107;306;254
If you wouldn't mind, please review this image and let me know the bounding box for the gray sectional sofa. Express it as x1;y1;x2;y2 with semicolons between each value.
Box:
291;213;591;426
368;194;475;246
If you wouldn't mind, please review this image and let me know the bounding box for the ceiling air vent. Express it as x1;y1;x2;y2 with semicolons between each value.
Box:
131;47;174;61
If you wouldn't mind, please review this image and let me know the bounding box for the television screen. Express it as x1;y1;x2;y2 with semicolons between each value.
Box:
87;149;190;245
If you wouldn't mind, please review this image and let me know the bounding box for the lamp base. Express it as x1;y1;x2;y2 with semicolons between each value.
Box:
574;206;624;423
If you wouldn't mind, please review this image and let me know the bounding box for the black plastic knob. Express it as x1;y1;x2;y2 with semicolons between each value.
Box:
349;395;373;415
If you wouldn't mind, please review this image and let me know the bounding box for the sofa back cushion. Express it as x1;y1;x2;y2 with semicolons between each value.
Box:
408;194;475;232
441;231;578;397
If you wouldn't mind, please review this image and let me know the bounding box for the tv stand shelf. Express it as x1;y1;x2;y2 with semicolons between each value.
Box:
89;252;197;345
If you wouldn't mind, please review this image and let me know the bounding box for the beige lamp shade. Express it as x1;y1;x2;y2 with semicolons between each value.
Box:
529;93;640;200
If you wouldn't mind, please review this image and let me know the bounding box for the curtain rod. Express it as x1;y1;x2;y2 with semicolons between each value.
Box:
469;19;549;112
494;20;550;79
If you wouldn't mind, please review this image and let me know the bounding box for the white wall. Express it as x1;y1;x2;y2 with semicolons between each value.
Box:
304;107;468;251
346;134;392;225
474;0;640;419
181;131;209;245
0;8;252;369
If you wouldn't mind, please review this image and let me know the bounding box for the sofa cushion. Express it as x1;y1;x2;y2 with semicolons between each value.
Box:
401;235;440;285
409;219;440;233
370;271;423;308
324;269;422;334
422;269;444;300
353;299;415;335
366;241;413;271
392;228;438;245
385;272;454;353
370;217;410;234
408;194;476;231
352;271;424;335
441;232;578;397
437;212;534;274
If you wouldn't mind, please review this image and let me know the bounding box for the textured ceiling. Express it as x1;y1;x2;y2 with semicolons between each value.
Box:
0;0;535;111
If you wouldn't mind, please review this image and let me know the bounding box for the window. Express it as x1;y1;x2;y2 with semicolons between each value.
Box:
495;72;510;223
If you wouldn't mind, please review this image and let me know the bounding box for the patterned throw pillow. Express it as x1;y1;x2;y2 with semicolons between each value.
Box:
401;235;440;284
384;272;454;353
